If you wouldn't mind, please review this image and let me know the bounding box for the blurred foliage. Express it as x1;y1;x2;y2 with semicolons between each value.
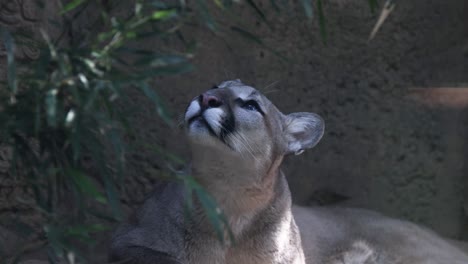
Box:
0;0;382;263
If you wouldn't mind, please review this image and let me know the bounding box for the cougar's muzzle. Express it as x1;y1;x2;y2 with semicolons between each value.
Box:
185;87;236;146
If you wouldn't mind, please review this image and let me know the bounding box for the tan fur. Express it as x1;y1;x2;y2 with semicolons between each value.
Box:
110;80;468;264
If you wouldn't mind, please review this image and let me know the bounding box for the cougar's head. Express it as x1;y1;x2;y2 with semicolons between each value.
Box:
184;80;324;165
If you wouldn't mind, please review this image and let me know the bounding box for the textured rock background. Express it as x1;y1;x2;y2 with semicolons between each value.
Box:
0;1;467;261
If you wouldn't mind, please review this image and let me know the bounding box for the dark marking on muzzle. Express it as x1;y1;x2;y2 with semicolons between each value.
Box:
200;117;218;138
219;105;236;144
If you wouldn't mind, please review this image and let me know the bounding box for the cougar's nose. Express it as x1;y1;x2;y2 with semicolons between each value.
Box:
199;93;222;109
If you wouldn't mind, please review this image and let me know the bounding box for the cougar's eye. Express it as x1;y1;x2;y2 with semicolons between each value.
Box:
242;100;261;112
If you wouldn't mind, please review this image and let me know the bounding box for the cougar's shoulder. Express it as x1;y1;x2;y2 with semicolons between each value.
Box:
110;181;187;263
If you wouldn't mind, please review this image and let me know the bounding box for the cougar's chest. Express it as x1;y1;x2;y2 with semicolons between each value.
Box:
185;215;305;264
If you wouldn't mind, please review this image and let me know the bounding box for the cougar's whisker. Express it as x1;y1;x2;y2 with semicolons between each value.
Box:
262;80;281;94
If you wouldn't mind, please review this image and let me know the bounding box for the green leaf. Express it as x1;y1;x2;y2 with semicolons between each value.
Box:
67;223;109;234
103;174;123;220
88;208;120;222
139;82;173;125
245;0;268;23
317;0;327;44
45;89;58;127
194;187;234;244
40;29;57;60
135;2;143;17
44;225;64;257
135;54;188;67
1;28;18;95
180;175;233;244
213;0;225;9
115;47;155;55
68;169;107;204
84;82;102;111
108;128;125;180
143;144;185;165
61;0;86;14
230;26;288;61
34;89;41;136
151;63;194;76
368;0;378;13
300;0;313;18
270;0;281;12
80;57;104;76
65;223;109;243
70;112;81;163
230;26;263;45
34;46;51;78
34;0;46;9
195;189;225;242
196;0;217;31
151;9;177;20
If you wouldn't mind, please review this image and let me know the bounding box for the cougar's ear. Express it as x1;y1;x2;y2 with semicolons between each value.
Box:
283;112;324;155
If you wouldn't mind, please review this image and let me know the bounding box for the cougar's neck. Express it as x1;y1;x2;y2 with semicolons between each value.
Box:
190;142;287;226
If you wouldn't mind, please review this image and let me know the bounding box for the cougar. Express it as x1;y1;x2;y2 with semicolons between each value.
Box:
110;80;468;264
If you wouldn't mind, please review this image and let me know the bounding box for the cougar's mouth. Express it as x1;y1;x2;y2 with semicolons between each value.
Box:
187;114;218;138
184;100;234;146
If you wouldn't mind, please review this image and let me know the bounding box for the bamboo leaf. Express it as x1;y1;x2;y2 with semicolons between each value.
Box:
194;186;234;244
34;0;46;9
195;189;225;242
68;169;107;204
245;0;268;24
34;89;41;136
142;144;185;165
61;0;87;14
151;9;177;20
269;0;281;12
103;174;123;220
45;89;58;128
231;26;288;62
45;225;64;257
300;0;313;18
65;224;109;244
135;54;188;67
213;0;225;9
1;28;18;95
368;0;378;13
317;0;327;44
230;26;263;45
196;0;217;31
149;0;172;9
139;82;173;125
88;208;120;222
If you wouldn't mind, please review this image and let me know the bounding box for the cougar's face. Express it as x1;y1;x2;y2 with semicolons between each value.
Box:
184;80;325;160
